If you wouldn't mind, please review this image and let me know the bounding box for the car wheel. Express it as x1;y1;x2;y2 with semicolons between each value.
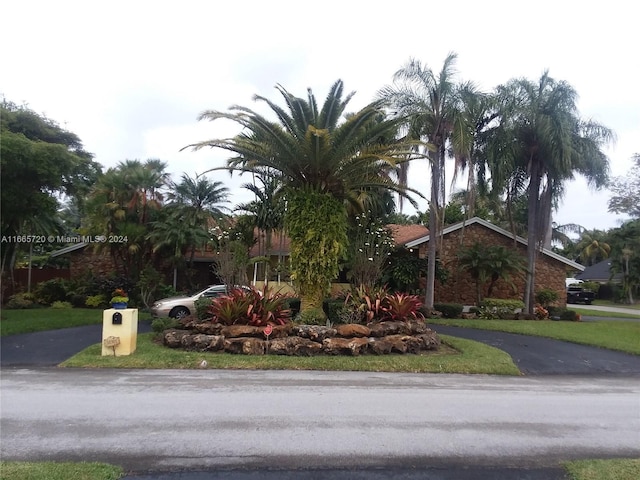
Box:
170;307;190;319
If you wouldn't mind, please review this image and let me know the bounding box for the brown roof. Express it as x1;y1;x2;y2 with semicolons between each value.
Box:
387;224;430;245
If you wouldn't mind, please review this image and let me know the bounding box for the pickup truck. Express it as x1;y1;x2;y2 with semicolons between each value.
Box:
566;285;596;305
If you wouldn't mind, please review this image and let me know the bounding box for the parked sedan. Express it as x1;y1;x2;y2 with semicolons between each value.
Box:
150;285;240;319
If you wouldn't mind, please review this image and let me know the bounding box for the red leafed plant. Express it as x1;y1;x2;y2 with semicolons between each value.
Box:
381;292;424;321
208;287;291;326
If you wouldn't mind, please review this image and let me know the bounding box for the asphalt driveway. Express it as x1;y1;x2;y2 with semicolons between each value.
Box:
1;319;639;375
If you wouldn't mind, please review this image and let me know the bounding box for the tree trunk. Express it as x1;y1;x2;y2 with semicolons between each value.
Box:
525;170;541;314
425;150;440;310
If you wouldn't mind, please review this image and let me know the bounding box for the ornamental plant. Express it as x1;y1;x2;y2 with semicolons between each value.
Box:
343;285;424;324
208;287;291;326
110;288;129;304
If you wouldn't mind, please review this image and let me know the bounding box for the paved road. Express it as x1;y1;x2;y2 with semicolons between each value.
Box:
2;369;638;475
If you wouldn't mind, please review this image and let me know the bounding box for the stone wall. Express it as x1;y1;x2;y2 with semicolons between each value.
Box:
163;320;441;356
417;223;568;306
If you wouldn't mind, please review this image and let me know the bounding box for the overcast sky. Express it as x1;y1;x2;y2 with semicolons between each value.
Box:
2;0;638;232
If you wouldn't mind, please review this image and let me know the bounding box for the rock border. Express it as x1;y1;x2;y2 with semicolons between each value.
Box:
162;319;440;356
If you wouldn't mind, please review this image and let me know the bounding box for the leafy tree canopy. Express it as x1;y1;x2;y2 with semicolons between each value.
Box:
608;154;640;218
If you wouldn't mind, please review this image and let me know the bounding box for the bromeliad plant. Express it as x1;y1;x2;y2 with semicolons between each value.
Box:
110;288;129;304
343;285;425;324
207;287;291;326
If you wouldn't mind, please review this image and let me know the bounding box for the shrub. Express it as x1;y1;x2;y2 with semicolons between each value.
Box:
560;309;581;321
151;317;181;333
534;305;549;320
343;286;424;323
5;292;38;309
294;308;327;325
33;278;68;305
433;303;464;319
323;298;346;325
535;288;559;307
194;297;214;321
208;287;291;326
383;292;424;321
51;301;73;309
85;294;108;308
69;294;87;308
286;298;301;317
479;298;525;319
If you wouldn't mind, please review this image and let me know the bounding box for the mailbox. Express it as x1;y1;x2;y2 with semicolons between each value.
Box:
112;312;123;325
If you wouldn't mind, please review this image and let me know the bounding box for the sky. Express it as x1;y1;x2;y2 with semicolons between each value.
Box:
2;0;638;233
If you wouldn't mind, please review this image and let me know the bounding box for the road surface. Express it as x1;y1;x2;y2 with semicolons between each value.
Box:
2;368;638;472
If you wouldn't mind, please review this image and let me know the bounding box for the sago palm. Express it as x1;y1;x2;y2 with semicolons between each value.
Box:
184;80;420;313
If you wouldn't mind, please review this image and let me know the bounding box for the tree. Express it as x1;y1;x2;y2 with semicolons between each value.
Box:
457;242;526;305
379;53;462;310
608;219;640;304
84;159;169;280
608;154;640;218
184;80;419;313
491;72;613;313
0;100;100;281
574;229;611;266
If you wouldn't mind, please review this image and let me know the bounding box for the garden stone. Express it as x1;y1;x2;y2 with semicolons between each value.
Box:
368;321;412;337
416;330;441;350
224;337;265;355
335;324;371;338
407;320;430;334
368;337;394;355
193;321;224;335
322;337;369;356
293;325;337;342
163;329;192;348
191;334;225;351
268;337;323;356
221;325;263;338
380;335;408;353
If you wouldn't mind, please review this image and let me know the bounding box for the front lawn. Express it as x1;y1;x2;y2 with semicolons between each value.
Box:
564;458;640;480
0;308;151;337
0;461;123;480
60;332;521;375
428;318;640;355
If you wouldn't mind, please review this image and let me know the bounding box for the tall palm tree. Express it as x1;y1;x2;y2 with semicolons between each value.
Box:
184;80;419;313
378;53;461;309
491;72;613;313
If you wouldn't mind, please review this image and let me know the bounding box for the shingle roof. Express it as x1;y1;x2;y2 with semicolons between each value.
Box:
576;259;623;282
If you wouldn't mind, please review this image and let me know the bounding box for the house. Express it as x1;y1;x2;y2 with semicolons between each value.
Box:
404;217;584;306
575;259;622;283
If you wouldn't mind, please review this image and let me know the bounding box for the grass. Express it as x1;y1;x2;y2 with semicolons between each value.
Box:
60;332;521;375
0;461;123;480
428;318;640;355
592;299;640;310
0;308;151;337
570;307;640;319
563;458;640;480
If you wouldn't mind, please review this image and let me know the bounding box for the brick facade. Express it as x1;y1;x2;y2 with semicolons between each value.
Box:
414;221;575;306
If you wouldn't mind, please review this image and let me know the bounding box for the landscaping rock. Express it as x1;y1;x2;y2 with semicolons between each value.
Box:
293;325;337;342
322;337;369;356
191;334;225;351
368;337;394;355
221;325;263;338
224;337;265;355
193;321;224;335
268;336;323;356
416;330;441;350
335;324;371;338
368;321;412;337
163;329;192;348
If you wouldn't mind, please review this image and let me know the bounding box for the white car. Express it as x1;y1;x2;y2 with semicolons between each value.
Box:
565;278;584;288
150;285;246;319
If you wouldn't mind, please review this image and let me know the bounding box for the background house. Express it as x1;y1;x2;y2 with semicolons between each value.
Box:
405;217;584;306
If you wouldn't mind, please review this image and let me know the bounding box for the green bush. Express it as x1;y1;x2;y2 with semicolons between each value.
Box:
208;288;292;326
323;298;346;324
5;292;38;309
285;298;301;317
69;294;87;308
33;278;68;305
294;308;327;325
85;294;107;308
51;301;73;309
151;317;181;333
194;297;214;321
560;309;581;321
433;303;464;319
580;281;600;296
535;288;559;307
479;298;525;319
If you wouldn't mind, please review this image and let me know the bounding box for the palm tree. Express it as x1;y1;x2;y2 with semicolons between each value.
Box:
491;72;613;313
378;53;461;309
457;242;526;305
574;229;611;266
184;80;419;313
